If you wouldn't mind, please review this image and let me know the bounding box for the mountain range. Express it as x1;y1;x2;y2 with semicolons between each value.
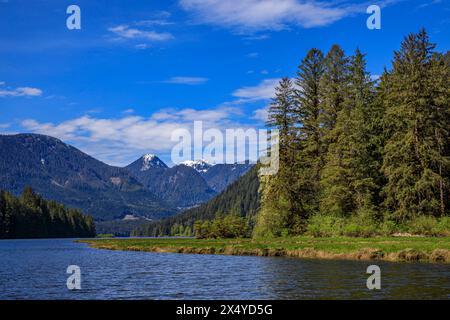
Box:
0;134;253;225
126;156;253;209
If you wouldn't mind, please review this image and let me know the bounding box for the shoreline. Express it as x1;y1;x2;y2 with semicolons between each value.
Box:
78;237;450;264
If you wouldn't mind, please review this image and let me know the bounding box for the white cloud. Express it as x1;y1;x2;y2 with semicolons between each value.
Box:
108;24;173;41
232;78;280;102
122;108;135;114
135;43;150;50
417;0;442;9
19;107;245;166
179;0;370;32
0;85;43;97
135;19;175;27
163;76;209;85
244;34;270;40
252;106;269;122
246;52;259;58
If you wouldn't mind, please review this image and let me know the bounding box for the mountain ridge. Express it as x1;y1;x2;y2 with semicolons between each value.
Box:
0;133;174;221
0;133;254;234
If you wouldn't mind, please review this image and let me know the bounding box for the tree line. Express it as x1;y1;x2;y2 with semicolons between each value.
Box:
0;187;96;239
194;214;251;239
133;29;449;239
255;29;450;237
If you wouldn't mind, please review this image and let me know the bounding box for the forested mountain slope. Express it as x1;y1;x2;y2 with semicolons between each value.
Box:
0;187;96;239
132;165;260;236
0;134;173;221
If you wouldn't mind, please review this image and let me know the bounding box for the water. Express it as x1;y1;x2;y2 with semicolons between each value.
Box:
0;239;448;300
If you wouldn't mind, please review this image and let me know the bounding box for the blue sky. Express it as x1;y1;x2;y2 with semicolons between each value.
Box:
0;0;449;166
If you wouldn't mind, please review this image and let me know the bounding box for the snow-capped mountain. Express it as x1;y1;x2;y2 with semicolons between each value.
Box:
140;154;168;171
180;159;213;173
125;155;253;207
126;157;215;208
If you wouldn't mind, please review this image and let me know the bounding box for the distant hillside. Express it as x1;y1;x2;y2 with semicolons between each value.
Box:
201;163;253;193
0;187;95;239
0;134;174;221
126;156;216;208
125;156;253;208
132;165;260;237
152;165;217;208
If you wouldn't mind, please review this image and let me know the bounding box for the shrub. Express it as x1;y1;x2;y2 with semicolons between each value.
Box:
379;219;401;236
406;216;438;236
342;210;379;237
434;217;450;236
306;214;346;237
194;214;250;239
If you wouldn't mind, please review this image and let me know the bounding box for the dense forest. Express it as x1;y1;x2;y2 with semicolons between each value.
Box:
0;187;96;239
132;165;260;237
255;29;450;238
133;30;450;239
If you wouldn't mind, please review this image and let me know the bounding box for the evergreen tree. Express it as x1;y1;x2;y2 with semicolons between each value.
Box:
319;45;352;215
294;48;325;216
255;78;301;236
319;45;349;134
382;29;450;220
0;191;10;238
320;48;380;217
0;188;96;239
266;77;299;149
346;49;378;213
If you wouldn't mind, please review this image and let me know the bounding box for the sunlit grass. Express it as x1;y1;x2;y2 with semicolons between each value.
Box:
78;236;450;259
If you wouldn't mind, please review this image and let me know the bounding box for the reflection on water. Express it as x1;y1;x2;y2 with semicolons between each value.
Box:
0;239;448;300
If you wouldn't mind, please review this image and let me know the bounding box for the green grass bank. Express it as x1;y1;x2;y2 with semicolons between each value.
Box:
78;236;450;264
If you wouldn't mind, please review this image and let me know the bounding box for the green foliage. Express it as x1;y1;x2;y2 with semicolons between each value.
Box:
132;166;260;237
0;187;96;239
255;77;306;237
382;29;450;220
320;48;378;216
305;214;347;237
96;234;115;238
306;212;449;237
293;49;325;216
405;216;450;237
193;214;250;239
255;29;450;238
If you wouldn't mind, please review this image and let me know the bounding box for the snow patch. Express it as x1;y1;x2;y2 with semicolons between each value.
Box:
180;159;213;173
140;153;165;171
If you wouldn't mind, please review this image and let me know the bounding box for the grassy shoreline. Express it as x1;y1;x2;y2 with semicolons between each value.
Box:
78;236;450;264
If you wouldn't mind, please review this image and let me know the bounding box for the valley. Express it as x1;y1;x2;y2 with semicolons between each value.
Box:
0;133;253;234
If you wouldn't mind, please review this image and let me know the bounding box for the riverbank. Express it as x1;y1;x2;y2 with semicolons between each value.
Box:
78;236;450;263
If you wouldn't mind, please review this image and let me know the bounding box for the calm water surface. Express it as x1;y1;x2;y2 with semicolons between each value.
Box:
0;239;448;300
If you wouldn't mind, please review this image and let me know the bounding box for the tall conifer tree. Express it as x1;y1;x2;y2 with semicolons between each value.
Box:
294;48;325;215
255;78;300;236
382;29;450;220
